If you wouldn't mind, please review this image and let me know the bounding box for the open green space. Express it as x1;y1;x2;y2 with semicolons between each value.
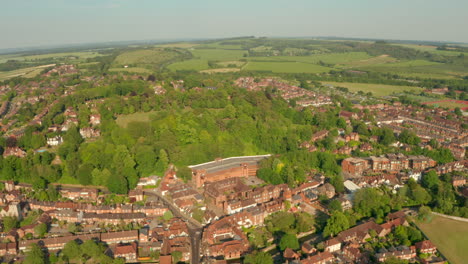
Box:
392;44;468;56
243;61;333;73
322;81;422;96
0;64;55;81
358;60;467;79
108;67;153;74
113;48;181;67
416;215;468;264
422;100;468;109
246;52;372;65
167;59;210;71
0;51;102;63
115;111;158;128
191;49;247;61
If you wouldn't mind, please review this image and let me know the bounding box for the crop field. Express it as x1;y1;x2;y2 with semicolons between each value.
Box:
167;59;210;71
191;49;247;61
322;81;422;96
0;64;55;81
108;67;153;74
156;42;198;48
342;55;398;67
116;111;158;128
392;44;468;56
113;49;180;67
421;100;468;110
243;61;332;73
200;68;240;73
358;60;467;79
216;61;246;67
416;215;468;264
195;42;244;50
246;52;371;65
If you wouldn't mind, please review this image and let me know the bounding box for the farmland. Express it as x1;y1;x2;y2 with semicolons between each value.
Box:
167;59;210;71
421;100;468;110
0;64;55;81
416;215;468;264
0;51;102;63
108;67;153;74
322;81;422;96
113;48;186;69
244;61;332;73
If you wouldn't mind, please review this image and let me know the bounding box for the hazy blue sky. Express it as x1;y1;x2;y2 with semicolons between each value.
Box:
1;0;467;49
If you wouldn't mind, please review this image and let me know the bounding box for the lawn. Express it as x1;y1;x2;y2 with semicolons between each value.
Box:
167;59;210;71
116;111;158;128
321;81;422;96
416;215;468;264
243;61;332;73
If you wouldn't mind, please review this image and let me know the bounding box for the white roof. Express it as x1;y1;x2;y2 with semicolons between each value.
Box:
344;180;361;192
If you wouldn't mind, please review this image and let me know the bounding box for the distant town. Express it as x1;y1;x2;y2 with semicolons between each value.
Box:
0;37;467;264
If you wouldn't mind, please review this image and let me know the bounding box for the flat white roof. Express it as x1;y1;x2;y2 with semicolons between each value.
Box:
344;180;361;192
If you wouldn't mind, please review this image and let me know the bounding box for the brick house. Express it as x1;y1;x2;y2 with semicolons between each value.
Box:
114;242;138;262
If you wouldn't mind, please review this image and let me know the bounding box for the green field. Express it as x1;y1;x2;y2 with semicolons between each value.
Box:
167;59;210;71
191;49;247;61
416;215;468;264
109;67;153;74
0;51;102;63
243;61;332;73
246;52;372;65
358;60;466;79
392;44;468;57
422;100;468;109
116;111;157;128
0;64;55;81
114;48;180;67
322;81;422;96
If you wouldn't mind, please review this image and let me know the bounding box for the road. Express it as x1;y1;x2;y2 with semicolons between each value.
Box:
146;190;203;264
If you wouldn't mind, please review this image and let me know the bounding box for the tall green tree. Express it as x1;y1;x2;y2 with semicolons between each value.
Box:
24;244;46;264
323;211;350;237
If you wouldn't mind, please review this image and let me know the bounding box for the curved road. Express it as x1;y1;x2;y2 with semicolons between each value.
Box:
146;190;203;264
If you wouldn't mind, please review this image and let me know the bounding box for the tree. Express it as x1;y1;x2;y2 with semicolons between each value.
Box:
77;163;93;185
24;243;46;264
155;149;169;174
295;212;315;233
163;210;173;221
328;199;343;212
176;166;192;182
81;239;103;259
2;216;18;232
34;223;47;238
244;251;274;264
62;240;82;260
454;107;462;117
421;170;439;190
171;251;182;263
379;128;395;146
279;233;300;251
323;211;349;238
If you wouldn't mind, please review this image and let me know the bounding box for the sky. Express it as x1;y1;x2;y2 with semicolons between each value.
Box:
1;0;467;49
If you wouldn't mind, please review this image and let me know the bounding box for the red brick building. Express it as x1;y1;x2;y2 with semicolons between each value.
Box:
189;155;270;188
